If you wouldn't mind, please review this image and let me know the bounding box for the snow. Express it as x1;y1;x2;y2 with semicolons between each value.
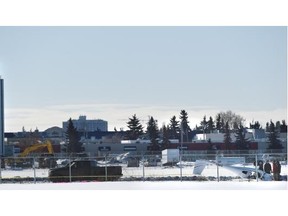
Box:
1;183;287;216
1;163;287;216
0;180;287;190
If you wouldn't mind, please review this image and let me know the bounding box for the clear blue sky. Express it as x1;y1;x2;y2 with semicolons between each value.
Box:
0;26;287;131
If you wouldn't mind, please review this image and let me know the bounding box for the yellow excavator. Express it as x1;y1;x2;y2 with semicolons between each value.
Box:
19;140;54;157
17;140;56;168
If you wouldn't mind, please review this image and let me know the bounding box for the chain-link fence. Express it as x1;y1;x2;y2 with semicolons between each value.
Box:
0;151;287;184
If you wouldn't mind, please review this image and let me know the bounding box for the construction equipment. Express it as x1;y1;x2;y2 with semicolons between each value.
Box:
19;140;54;157
16;140;56;168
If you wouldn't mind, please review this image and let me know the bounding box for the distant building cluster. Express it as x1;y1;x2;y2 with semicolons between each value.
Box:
3;124;287;158
62;115;108;132
2;115;110;157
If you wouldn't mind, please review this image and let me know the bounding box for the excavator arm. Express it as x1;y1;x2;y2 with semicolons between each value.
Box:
19;140;54;157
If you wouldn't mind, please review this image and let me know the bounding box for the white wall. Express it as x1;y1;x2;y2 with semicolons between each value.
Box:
195;132;254;142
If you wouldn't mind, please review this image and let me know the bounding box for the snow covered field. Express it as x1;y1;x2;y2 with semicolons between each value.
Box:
1;163;287;216
0;163;287;190
1;181;287;216
0;180;287;190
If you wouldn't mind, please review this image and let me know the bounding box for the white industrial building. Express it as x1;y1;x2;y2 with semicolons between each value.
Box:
63;115;108;132
193;129;287;152
194;132;254;142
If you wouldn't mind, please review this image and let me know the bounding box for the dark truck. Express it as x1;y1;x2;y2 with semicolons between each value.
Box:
48;159;123;182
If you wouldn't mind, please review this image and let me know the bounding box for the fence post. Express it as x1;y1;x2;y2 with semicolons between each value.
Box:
142;154;145;181
105;154;107;181
69;155;72;182
255;153;258;182
180;150;183;182
33;157;36;184
216;152;219;182
0;156;2;184
180;124;183;182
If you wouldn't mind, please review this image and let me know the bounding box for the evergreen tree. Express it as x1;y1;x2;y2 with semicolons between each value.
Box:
161;124;170;150
64;118;83;154
126;114;144;140
146;116;160;151
266;122;270;132
200;115;208;133
179;110;191;142
221;119;225;133
223;121;232;151
216;114;222;131
235;125;250;150
207;116;215;133
249;121;261;129
280;120;287;133
267;121;283;150
169;115;180;139
275;121;281;133
256;121;261;129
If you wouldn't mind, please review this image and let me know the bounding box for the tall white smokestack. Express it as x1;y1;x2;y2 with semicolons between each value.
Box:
0;77;4;156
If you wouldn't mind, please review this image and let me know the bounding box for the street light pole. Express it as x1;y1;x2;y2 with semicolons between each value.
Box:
180;122;183;181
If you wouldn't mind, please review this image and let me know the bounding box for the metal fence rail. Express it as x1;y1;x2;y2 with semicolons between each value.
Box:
0;151;287;184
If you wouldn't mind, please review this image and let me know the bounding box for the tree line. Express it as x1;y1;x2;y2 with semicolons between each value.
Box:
64;110;286;153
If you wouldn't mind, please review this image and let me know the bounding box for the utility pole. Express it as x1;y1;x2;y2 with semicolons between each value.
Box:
0;77;4;157
180;122;183;181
